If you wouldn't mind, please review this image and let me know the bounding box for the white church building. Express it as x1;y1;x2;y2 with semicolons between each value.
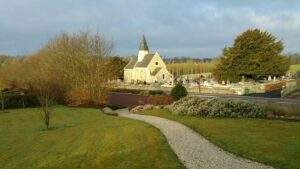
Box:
124;35;173;84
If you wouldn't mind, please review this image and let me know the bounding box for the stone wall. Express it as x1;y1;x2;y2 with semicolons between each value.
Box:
115;83;237;95
116;80;290;96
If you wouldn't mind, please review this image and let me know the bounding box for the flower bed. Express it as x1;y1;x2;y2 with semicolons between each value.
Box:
167;96;266;118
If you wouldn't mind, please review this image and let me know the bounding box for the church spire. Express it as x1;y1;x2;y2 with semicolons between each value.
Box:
137;35;149;62
139;35;149;51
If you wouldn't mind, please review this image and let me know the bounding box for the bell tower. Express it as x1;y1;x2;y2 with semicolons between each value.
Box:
137;35;149;62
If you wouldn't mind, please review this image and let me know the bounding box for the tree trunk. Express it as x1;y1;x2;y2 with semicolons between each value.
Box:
1;92;4;112
44;97;50;129
41;96;50;129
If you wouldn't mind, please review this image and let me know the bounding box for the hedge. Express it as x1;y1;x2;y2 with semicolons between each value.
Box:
1;93;40;109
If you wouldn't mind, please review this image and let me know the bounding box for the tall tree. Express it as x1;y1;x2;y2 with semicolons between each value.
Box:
109;56;128;80
213;29;290;82
42;31;115;106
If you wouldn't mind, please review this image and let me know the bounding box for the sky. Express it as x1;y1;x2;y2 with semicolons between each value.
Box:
0;0;299;58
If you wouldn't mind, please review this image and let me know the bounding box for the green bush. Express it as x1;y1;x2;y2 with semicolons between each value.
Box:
170;83;187;100
168;96;266;118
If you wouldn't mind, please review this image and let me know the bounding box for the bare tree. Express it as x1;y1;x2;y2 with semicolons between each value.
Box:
0;30;116;128
42;31;115;106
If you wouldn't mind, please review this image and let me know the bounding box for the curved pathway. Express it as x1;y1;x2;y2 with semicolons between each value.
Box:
115;108;274;169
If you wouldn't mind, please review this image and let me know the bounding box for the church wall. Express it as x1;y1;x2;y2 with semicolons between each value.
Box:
156;68;173;84
147;53;167;73
131;67;149;83
124;69;131;83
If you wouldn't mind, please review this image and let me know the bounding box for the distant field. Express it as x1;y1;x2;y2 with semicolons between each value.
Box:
0;106;184;169
289;64;300;72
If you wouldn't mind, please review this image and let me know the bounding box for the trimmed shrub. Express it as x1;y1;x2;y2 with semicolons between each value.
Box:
170;83;187;101
168;96;266;118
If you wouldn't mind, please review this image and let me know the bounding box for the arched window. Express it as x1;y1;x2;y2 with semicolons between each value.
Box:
162;74;165;79
155;62;158;65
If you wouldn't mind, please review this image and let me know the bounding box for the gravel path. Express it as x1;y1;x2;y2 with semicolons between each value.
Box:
115;108;274;169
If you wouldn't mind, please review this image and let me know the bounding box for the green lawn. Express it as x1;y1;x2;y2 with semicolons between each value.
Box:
0;106;184;169
289;64;300;72
138;109;300;169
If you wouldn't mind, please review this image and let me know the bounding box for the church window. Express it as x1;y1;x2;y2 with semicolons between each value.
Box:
162;74;165;79
155;62;158;65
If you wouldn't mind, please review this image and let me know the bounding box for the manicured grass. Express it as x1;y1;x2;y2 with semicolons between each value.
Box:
289;64;300;72
139;109;300;169
0;106;184;169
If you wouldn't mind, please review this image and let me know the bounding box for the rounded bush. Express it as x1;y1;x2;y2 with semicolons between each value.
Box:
170;83;188;101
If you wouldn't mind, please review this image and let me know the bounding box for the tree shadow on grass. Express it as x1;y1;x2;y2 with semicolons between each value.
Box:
0;110;12;114
39;123;77;132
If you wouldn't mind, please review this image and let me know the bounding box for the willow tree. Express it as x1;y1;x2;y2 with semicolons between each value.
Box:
213;29;290;82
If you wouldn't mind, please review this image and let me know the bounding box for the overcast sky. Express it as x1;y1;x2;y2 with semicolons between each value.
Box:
0;0;299;58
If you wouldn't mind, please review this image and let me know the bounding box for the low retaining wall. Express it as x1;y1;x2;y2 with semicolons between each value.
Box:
107;92;173;108
107;92;148;107
115;84;237;95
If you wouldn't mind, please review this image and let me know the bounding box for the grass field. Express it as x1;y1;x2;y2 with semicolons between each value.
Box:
138;109;300;169
289;64;300;72
0;106;184;169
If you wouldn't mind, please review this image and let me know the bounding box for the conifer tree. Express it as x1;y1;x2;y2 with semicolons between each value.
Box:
213;29;290;82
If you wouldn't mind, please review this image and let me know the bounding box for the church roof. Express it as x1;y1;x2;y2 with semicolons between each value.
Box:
123;35;156;69
150;67;162;76
124;58;137;69
135;54;154;67
139;35;149;51
124;54;155;69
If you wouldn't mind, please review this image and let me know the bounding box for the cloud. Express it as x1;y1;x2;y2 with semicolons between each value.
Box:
0;0;299;57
